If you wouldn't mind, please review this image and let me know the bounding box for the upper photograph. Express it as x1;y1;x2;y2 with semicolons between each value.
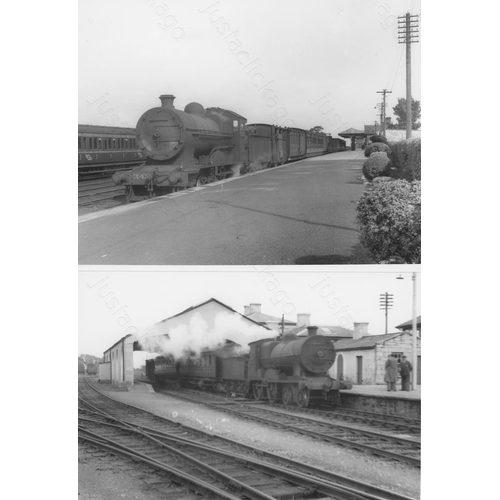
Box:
78;0;421;266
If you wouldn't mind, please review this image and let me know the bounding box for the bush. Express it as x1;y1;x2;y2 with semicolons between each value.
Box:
370;134;388;144
388;138;421;181
356;179;421;263
364;142;391;157
362;152;391;181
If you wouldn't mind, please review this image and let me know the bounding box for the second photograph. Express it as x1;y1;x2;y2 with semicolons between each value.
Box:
79;266;421;500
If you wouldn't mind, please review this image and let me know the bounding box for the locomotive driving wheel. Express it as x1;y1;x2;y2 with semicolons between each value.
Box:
282;385;293;406
268;383;279;403
297;388;309;408
253;384;263;401
196;176;208;186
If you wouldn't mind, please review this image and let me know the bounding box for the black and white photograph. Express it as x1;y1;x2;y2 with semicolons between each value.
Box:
79;267;421;499
75;0;425;498
78;0;421;266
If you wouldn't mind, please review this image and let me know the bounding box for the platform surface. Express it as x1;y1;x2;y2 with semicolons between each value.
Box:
341;384;421;400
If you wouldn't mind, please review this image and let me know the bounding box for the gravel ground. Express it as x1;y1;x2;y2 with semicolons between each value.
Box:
79;379;420;499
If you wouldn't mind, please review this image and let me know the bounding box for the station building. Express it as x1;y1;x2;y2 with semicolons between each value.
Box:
331;322;421;385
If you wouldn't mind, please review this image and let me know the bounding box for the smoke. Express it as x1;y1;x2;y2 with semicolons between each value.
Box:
231;163;244;177
136;311;271;360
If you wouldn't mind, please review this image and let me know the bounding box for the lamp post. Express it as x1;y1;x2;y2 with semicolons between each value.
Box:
396;272;419;390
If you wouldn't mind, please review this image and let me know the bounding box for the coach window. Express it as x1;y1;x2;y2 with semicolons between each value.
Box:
233;120;239;132
112;139;116;150
125;139;129;150
78;137;81;151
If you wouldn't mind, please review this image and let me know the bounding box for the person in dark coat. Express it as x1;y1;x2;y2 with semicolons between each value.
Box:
400;355;413;391
384;354;398;391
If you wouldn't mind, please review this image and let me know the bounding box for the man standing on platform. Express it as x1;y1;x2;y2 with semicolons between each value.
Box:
384;354;398;391
400;355;413;391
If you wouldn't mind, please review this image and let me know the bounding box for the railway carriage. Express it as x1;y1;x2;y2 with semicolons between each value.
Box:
305;131;328;157
246;123;285;169
285;128;307;161
78;125;144;173
327;137;347;153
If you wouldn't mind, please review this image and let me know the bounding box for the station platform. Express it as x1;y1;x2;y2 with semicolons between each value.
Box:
340;384;421;419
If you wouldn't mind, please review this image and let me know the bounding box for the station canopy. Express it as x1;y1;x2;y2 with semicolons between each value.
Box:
338;127;369;139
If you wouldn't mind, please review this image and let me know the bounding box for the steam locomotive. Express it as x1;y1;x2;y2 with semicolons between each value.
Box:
112;94;346;202
145;326;352;408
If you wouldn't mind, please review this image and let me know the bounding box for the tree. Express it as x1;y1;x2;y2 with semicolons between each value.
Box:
309;126;324;133
390;98;421;130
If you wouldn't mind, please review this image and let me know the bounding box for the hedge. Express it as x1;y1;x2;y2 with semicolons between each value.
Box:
364;142;392;157
356;179;421;264
369;134;388;144
388;137;421;181
362;152;391;181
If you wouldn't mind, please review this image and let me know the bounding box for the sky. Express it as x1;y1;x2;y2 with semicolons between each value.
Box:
79;266;421;359
78;0;421;138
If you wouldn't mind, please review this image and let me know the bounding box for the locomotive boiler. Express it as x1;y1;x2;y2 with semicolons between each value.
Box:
244;326;349;407
112;95;248;201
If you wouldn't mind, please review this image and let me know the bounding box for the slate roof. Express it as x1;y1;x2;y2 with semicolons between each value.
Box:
289;325;354;339
334;333;405;351
338;127;366;137
396;316;422;331
246;312;296;325
157;297;271;330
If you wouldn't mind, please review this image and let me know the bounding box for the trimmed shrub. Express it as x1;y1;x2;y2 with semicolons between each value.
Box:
362;152;391;181
370;134;388;144
356;179;421;264
364;142;392;157
388;138;421;181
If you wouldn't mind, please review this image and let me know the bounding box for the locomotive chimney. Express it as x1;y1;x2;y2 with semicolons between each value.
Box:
296;313;311;327
353;322;368;340
159;94;176;109
306;326;318;336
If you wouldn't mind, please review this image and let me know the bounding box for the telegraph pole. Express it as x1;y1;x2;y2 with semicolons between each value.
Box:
398;12;419;139
379;292;393;335
376;89;392;136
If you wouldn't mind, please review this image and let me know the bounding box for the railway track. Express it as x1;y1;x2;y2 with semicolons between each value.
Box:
79;377;417;500
78;177;125;206
155;387;421;468
151;385;420;435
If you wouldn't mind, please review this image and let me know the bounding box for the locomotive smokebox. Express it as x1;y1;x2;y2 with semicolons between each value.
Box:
159;94;176;109
306;326;318;336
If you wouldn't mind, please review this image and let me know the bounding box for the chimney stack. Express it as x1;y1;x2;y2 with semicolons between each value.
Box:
306;326;318;336
249;303;261;314
296;313;311;326
353;322;368;340
159;94;176;109
244;305;251;316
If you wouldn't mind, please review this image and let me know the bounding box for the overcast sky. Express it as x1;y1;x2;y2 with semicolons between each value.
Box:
79;266;421;358
79;0;421;137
